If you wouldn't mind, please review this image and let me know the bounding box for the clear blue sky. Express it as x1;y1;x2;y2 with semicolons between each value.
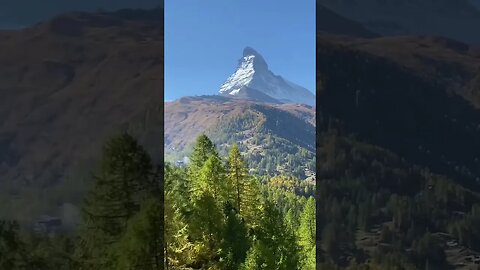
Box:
165;0;315;101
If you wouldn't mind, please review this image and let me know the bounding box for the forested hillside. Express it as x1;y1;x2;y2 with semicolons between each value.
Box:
0;133;315;269
0;132;164;269
315;31;480;269
164;96;316;180
165;135;315;269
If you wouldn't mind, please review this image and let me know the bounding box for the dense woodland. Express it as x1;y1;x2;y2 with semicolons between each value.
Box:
0;133;315;270
315;130;480;269
3;127;480;269
187;106;316;179
165;134;315;269
312;35;480;269
0;133;163;269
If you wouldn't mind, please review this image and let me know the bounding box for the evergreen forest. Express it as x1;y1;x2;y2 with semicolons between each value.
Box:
0;133;316;270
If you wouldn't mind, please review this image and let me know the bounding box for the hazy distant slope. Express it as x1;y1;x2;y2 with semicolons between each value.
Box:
0;8;164;222
316;3;379;38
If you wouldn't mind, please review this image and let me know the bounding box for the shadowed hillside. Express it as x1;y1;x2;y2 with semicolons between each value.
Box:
315;30;480;269
0;8;164;224
318;0;480;44
317;34;480;190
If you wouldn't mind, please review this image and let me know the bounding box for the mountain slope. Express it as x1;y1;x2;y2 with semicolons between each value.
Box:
219;47;315;106
316;4;379;38
0;8;164;223
165;95;315;179
318;34;480;107
317;32;480;190
315;32;480;267
318;0;480;44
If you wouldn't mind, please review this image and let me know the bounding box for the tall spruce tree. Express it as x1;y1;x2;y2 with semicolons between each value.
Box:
109;197;163;270
194;155;231;205
189;134;218;175
190;192;224;269
227;143;262;224
76;132;156;268
299;197;316;270
221;205;250;270
164;164;195;269
244;200;300;270
241;177;262;228
227;144;247;213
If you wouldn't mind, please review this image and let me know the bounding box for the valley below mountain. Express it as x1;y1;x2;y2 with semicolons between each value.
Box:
164;95;316;179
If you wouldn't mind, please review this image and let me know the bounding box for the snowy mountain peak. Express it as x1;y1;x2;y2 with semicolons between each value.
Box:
242;46;268;70
219;47;315;106
243;46;260;57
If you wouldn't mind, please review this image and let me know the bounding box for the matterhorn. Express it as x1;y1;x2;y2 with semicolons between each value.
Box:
219;47;315;106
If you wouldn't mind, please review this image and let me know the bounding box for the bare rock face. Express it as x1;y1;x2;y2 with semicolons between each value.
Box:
219;47;315;106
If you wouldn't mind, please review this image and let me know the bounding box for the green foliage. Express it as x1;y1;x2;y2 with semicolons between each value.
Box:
195;155;231;205
244;200;300;270
164;164;196;269
315;131;480;269
411;232;446;267
189;134;218;174
75;132;162;269
0;221;76;269
0;221;27;269
299;197;316;270
165;135;313;269
1;133;314;269
109;197;163;270
227;144;250;215
203;108;316;179
221;205;249;270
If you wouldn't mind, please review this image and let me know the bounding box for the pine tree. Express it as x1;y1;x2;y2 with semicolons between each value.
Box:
194;155;231;205
284;209;297;232
241;177;262;227
221;204;250;270
165;163;191;219
227;144;249;214
164;161;200;269
0;221;28;269
109;197;163;270
299;197;316;270
189;134;218;175
190;192;224;268
76;132;155;268
227;144;261;226
244;200;300;270
242;240;268;270
164;183;195;269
